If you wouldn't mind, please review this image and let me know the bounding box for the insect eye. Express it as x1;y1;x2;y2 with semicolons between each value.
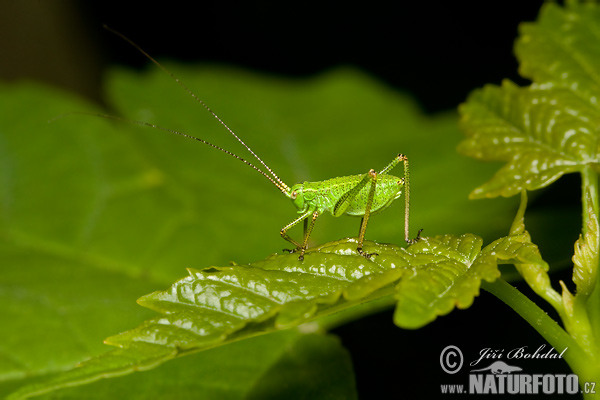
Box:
291;191;297;199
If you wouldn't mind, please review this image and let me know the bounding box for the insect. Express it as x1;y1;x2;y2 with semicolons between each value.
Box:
98;26;422;260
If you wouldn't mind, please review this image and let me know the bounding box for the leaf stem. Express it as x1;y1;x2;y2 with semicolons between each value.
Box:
481;279;597;382
509;191;565;319
581;166;599;237
576;167;600;356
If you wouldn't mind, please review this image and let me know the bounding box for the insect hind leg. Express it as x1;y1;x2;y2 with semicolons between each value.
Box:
356;169;379;259
379;154;423;245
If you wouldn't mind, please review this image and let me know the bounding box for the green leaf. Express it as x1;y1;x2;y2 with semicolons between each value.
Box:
458;80;599;198
111;234;513;346
458;2;600;199
8;331;356;400
13;231;553;397
246;332;357;400
394;232;549;328
106;238;432;354
516;2;600;109
0;83;160;396
1;65;518;397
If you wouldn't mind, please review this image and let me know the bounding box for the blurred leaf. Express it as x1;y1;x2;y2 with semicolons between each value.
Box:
9;331;356;400
245;333;357;400
0;83;160;398
1;64;517;397
458;2;600;199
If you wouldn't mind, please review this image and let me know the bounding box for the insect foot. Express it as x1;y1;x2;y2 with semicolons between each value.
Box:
282;247;306;261
406;228;424;245
357;248;379;259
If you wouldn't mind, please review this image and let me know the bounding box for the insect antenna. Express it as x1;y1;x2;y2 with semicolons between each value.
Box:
103;25;290;194
52;111;290;194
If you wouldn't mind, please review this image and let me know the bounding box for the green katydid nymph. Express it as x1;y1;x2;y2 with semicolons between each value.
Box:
98;26;422;261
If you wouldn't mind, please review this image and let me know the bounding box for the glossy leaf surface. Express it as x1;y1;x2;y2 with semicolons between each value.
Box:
10;232;551;398
458;2;600;199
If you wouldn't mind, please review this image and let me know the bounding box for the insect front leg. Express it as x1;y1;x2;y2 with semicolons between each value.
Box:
281;210;317;261
281;213;309;250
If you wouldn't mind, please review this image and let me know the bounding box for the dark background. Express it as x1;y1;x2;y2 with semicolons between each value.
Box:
2;1;543;113
2;1;580;398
